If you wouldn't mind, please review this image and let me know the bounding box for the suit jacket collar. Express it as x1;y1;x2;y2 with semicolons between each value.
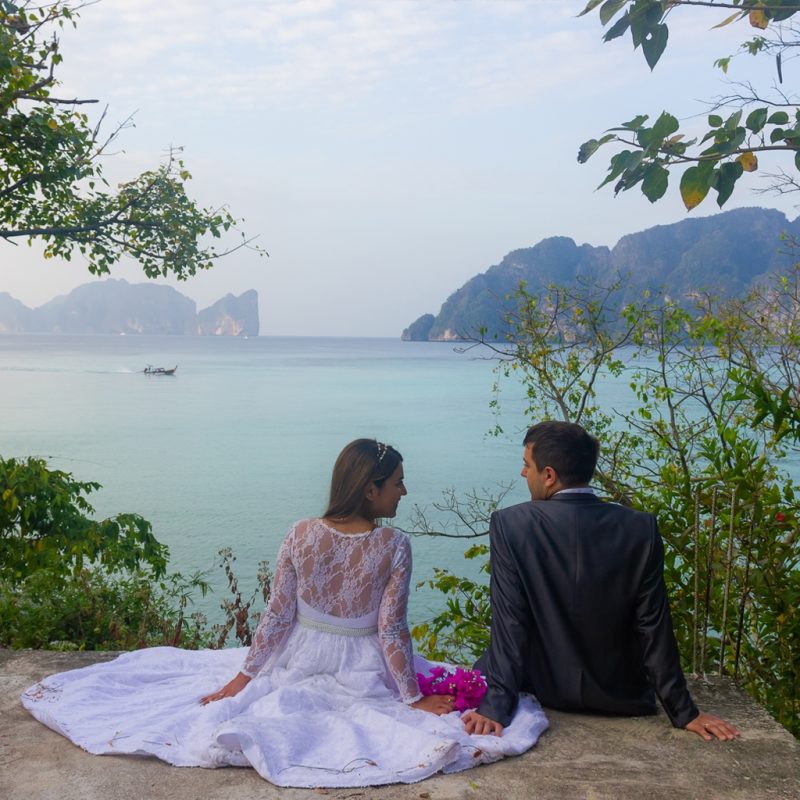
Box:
544;493;602;504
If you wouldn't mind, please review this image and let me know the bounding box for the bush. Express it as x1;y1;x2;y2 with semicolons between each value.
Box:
0;568;212;650
0;456;167;582
0;458;272;653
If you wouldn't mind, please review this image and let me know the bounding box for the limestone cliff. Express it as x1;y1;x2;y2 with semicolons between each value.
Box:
0;280;260;336
197;290;259;336
403;207;800;341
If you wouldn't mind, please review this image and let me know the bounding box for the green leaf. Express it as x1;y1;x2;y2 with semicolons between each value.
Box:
598;149;634;188
770;127;786;143
680;163;713;210
708;114;723;128
725;109;743;131
630;18;647;49
704;126;746;156
619;114;649;131
642;23;668;69
745;107;768;133
641;163;668;202
603;12;631;41
599;0;628;26
578;140;600;163
768;111;790;125
623;149;644;172
795;151;800;172
578;0;606;16
650;111;679;142
714;161;744;207
577;133;615;163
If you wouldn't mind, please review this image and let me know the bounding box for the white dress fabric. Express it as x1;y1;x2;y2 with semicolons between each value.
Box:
21;519;549;787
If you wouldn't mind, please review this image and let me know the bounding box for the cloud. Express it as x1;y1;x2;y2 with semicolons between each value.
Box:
55;0;629;118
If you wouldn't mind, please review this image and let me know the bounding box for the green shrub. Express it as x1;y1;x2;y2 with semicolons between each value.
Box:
0;456;167;582
0;567;212;650
0;458;272;653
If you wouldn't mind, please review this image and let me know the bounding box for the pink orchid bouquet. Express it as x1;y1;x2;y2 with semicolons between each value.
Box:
416;666;487;712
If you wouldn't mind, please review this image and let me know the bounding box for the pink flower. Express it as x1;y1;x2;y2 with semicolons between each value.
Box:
416;667;487;711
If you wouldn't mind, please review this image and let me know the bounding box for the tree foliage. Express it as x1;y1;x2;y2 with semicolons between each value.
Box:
578;0;800;209
0;455;168;581
1;1;264;277
0;455;275;651
0;567;212;650
413;270;800;736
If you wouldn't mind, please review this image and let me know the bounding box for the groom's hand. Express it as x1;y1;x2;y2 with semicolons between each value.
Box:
684;711;740;741
462;710;504;737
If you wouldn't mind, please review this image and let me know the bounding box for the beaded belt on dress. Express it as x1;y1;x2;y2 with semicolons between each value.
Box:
297;612;378;637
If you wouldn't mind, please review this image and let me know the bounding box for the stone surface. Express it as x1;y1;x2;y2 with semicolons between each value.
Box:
2;649;798;800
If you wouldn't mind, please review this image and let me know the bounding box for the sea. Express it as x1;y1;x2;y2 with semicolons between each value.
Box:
0;335;536;624
3;335;798;627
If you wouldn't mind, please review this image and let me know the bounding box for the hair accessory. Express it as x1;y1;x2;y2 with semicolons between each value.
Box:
376;442;389;464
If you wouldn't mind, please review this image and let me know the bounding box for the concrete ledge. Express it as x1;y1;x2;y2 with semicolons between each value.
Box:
1;649;798;800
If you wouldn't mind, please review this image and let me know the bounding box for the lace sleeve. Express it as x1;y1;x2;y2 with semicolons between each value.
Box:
377;533;422;704
241;524;298;678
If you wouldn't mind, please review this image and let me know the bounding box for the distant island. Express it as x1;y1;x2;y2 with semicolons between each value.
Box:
402;207;800;341
0;280;259;336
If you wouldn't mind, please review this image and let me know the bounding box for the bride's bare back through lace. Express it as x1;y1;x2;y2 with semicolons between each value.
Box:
241;518;421;702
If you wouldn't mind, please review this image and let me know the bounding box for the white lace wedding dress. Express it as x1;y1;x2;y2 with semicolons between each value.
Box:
21;519;548;787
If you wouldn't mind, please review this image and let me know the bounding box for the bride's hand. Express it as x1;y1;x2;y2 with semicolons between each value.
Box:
410;694;455;715
200;672;252;705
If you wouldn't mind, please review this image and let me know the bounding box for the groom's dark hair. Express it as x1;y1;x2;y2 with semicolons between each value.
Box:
523;421;599;486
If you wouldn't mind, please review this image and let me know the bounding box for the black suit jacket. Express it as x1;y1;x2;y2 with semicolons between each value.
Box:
475;494;698;728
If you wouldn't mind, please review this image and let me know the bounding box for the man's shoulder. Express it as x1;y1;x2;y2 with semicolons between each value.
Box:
492;497;657;525
491;500;551;531
492;500;537;522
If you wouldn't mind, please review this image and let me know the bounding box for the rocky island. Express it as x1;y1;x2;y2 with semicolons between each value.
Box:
403;207;800;341
0;280;259;336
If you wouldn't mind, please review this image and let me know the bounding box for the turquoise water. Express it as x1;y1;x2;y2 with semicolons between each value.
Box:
4;335;797;625
0;335;531;623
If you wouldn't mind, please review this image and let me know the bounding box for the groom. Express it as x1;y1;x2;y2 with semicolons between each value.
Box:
463;421;739;741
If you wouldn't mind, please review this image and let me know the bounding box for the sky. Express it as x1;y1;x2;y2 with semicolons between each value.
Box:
2;0;798;336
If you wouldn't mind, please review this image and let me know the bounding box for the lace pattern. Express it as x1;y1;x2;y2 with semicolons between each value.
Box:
241;519;421;702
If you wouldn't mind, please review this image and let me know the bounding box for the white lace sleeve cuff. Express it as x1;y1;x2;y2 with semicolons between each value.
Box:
403;692;423;705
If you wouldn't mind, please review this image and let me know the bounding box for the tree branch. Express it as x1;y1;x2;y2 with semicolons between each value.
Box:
613;136;799;164
39;97;99;105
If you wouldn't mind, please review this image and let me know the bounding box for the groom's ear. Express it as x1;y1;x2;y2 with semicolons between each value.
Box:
542;466;559;487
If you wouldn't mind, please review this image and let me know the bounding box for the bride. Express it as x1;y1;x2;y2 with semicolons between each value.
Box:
22;439;548;787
